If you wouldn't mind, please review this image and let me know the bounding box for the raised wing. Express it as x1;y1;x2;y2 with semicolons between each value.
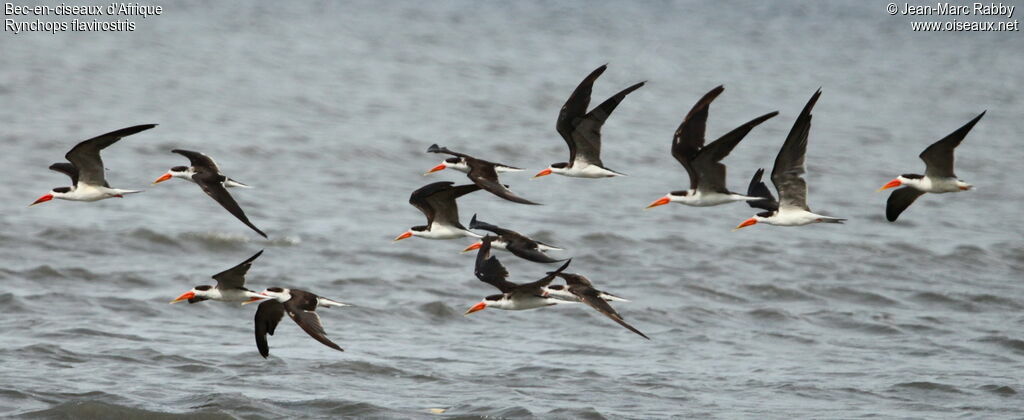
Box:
285;302;344;353
213;250;264;289
474;236;517;293
885;187;926;222
919;111;985;178
693;111;778;193
48;162;79;186
172;149;221;172
569;81;645;166
254;300;285;358
467;162;540;205
514;259;571;296
746;168;779;212
467;214;514;236
672;85;724;189
557;65;607;163
569;284;650;340
771;90;820;211
426;144;471;159
193;171;267;238
64;124;157;187
410;182;481;228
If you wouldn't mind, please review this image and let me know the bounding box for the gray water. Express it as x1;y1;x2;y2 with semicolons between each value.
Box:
2;1;1023;418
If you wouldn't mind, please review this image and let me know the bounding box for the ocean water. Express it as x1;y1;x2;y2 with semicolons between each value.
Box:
1;1;1022;418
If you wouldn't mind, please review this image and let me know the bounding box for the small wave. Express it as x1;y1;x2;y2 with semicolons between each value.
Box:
741;284;822;302
979;384;1017;396
805;286;902;307
908;292;977;312
974;335;1024;355
418;301;460;320
891;381;964;394
747;308;796;322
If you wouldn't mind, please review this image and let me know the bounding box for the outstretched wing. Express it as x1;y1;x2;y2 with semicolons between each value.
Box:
569;81;645;166
672;85;724;189
515;259;572;295
885;187;926;222
172;149;221;172
254;300;285;358
468;164;541;205
693;111;778;193
474;236;517;293
213;250;264;289
285;304;344;353
48;162;80;186
426;144;471;159
771;90;820;211
746;168;779;212
467;214;514;236
919;111;985;178
557;65;608;163
570;285;650;339
193;171;267;238
65;124;157;186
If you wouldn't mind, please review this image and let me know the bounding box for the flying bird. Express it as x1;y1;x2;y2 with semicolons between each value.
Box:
424;147;522;175
170;250;268;304
245;287;349;358
31;124;156;206
395;182;483;241
425;144;539;205
877;111;984;222
735;90;846;230
550;271;649;339
646;86;778;209
535;64;644;179
153;149;267;238
461;214;565;263
464;236;573;315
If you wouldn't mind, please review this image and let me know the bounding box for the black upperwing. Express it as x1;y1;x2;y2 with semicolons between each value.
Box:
474;236;517;293
193;171;267;238
672;85;724;190
213;249;264;289
254;299;285;358
919;111;985;179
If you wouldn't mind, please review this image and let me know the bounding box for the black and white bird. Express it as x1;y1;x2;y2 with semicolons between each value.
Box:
424;147;522;175
464;236;573;315
534;64;644;179
461;214;565;263
646;86;778;209
549;271;649;339
735;90;846;230
244;287;349;358
877;111;985;222
169;250;268;304
31;124;156;206
152;149;267;238
425;144;539;205
395;182;482;241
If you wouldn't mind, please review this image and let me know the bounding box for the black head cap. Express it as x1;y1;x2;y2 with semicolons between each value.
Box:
171;166;189;172
484;294;504;301
194;285;212;291
267;287;284;293
551;162;569;169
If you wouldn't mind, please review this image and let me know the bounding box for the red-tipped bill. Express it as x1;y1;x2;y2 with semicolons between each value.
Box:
461;242;482;253
30;194;53;206
153;173;173;184
169;291;195;304
464;302;487;315
424;163;446;175
646;196;670;209
532;168;552;178
877;179;901;191
394;231;413;241
733;218;757;231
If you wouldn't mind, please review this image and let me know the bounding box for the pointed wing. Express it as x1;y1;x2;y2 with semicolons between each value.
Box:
506;239;566;264
409;182;480;228
672;85;724;190
919;111;985;178
771;90;820;211
467;214;514;236
693;111;778;193
48;162;79;186
193;171;267;238
64;124;157;187
568;284;650;339
213;250;263;289
885;187;926;222
284;301;344;353
467;162;540;205
254;300;285;358
513;259;571;298
569;81;645;166
746;168;779;211
172;149;221;172
474;236;517;293
557;65;607;163
426;144;471;159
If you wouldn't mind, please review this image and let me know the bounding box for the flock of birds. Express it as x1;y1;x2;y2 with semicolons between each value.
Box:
29;64;985;357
